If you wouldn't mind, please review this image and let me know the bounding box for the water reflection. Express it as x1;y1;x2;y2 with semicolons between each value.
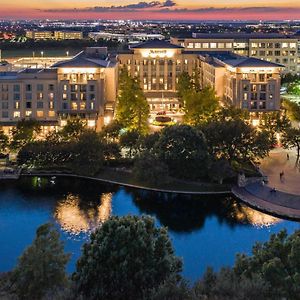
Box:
55;192;112;235
130;191;281;232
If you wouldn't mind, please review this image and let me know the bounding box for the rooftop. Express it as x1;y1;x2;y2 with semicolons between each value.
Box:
177;33;298;40
52;48;114;68
130;39;183;49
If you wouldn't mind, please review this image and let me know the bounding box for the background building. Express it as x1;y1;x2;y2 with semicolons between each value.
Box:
171;33;299;74
26;30;83;40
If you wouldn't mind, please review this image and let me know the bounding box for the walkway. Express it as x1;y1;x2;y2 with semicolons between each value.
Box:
259;148;300;195
232;184;300;220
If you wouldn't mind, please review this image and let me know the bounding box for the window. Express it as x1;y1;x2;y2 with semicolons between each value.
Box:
63;93;67;100
13;111;20;118
202;43;209;48
49;84;54;91
259;74;265;82
2;102;8;109
62;103;68;110
210;43;217;49
14;102;19;109
25;111;32;117
37;102;43;109
48;111;55;117
2;111;8;118
49;101;54;109
89;85;95;92
13;85;20;92
187;42;194;49
37;84;43;91
218;43;225;48
25;93;32;101
25;84;32;92
89;94;95;101
14;94;20;101
226;43;232;48
37;93;43;100
37;111;44;118
26;102;32;109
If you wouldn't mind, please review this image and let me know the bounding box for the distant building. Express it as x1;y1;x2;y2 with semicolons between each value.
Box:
171;33;299;74
26;31;53;40
118;40;283;114
89;32;165;43
26;30;83;41
54;31;83;40
0;48;117;132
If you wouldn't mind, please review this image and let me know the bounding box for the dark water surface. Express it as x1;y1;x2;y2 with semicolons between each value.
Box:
0;177;299;281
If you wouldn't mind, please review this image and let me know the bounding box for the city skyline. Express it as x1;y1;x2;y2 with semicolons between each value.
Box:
1;0;300;20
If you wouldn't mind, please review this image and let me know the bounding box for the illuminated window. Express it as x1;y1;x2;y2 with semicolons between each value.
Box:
71;102;78;110
202;43;209;48
37;111;44;118
226;43;232;48
25;111;32;117
13;111;20;118
48;111;55;117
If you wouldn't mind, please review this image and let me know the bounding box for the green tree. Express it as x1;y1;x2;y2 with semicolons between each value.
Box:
73;215;182;300
116;68;149;134
100;120;123;142
208;159;235;184
133;152;169;186
70;130;104;175
0;129;9;154
283;99;300;122
201;119;274;163
281;127;300;157
177;72;193;105
10;119;41;151
59;118;87;141
259;111;291;134
154;125;209;179
232;229;300;299
119;130;140;158
184;86;219;125
11;223;70;300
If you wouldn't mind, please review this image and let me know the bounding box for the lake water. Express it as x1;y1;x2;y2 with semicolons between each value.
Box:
0;176;299;282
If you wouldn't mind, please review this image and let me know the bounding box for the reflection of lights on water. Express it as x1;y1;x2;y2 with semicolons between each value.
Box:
55;193;112;236
233;202;281;228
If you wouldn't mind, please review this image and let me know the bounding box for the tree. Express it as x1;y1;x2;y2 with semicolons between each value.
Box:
119;130;140;158
184;86;219;125
116;68;149;134
208;159;235;184
232;229;300;299
281;127;300;157
201;119;274;163
139;132;160;153
10;119;41;151
11;223;70;300
154;125;209;179
282;99;300;122
59;118;87;141
101;120;123;142
259;111;291;134
0;129;9;154
133;152;169;186
73;215;182;300
177;72;193;105
70;130;104;175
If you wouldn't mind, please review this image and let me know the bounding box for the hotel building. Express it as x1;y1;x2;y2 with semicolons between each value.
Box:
0;47;117;133
171;33;299;74
118;40;283;114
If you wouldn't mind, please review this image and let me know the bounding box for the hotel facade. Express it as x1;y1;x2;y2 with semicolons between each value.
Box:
0;40;284;130
0;47;117;133
118;39;283;114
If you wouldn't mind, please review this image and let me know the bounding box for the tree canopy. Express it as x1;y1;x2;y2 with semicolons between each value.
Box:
11;223;70;300
116;68;150;134
73;215;182;300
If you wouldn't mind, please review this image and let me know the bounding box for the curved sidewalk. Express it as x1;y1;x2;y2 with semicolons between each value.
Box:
232;183;300;220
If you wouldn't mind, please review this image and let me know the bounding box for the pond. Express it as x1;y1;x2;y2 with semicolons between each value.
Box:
0;176;299;282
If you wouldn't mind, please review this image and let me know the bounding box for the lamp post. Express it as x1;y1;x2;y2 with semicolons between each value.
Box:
66;51;69;57
41;51;44;58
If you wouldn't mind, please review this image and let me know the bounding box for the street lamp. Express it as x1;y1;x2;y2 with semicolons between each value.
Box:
41;51;44;58
66;51;69;57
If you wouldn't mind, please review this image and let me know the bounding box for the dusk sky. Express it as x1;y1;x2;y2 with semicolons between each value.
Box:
1;0;300;20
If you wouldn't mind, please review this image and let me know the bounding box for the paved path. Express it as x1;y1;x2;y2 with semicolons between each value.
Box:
260;148;300;195
232;185;300;220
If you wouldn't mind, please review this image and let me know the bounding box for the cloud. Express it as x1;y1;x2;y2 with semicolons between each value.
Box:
42;1;177;12
40;2;300;16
